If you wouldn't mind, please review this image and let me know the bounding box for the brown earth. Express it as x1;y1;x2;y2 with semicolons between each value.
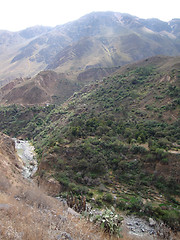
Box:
0;67;118;105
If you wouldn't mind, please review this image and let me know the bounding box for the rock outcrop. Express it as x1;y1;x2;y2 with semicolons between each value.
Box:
0;132;22;176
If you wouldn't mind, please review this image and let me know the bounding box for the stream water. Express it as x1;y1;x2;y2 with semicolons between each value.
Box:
13;139;38;178
13;139;159;239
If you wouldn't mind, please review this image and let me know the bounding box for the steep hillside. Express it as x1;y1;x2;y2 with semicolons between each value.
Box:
0;12;180;84
0;26;52;85
1;133;126;240
0;67;118;105
0;56;179;232
0;71;79;105
46;13;180;72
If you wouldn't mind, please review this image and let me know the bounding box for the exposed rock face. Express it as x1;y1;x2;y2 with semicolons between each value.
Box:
0;132;22;171
0;133;24;187
36;176;62;196
56;232;73;240
0;132;15;155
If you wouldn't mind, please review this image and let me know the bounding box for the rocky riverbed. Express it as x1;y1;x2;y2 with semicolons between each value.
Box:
13;139;37;178
122;215;157;239
57;196;159;240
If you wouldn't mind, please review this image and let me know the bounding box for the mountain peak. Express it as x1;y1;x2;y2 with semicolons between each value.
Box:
0;11;180;84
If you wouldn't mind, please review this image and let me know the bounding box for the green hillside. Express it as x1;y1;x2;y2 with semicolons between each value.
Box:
0;56;180;230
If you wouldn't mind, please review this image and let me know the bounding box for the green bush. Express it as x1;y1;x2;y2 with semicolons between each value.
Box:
145;153;154;161
162;210;180;230
117;200;127;210
155;148;168;160
127;197;143;213
131;145;147;154
89;207;123;237
143;202;154;216
95;196;103;207
56;173;70;189
153;207;180;230
103;193;113;204
69;182;89;195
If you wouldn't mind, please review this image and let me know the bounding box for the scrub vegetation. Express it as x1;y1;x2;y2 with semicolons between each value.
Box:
0;56;180;233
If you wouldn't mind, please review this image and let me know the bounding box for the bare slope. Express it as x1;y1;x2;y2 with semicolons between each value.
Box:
0;67;118;105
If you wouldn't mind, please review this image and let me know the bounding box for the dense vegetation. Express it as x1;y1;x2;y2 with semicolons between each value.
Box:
0;56;180;230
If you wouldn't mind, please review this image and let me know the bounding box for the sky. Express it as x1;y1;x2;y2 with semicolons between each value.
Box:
0;0;179;32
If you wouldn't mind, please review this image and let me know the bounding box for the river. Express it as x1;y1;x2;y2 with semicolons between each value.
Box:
13;139;160;239
13;139;38;178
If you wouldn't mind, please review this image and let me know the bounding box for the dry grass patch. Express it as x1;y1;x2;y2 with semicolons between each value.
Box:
0;181;125;240
0;173;10;193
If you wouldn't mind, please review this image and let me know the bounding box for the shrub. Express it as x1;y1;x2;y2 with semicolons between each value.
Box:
145;153;154;161
69;183;89;195
153;207;180;230
131;145;147;154
95;196;103;207
89;207;123;237
158;138;171;149
161;158;169;164
127;197;143;213
56;173;70;189
162;210;180;230
103;193;113;204
117;200;127;211
70;126;81;137
155;148;168;160
143;202;154;216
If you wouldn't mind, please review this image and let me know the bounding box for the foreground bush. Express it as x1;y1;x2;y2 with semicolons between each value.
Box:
87;207;123;237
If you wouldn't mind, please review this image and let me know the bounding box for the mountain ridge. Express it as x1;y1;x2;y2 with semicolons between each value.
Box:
0;11;180;85
0;66;118;105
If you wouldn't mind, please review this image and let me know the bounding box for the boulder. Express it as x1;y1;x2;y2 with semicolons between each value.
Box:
67;207;81;217
149;217;156;226
56;232;73;240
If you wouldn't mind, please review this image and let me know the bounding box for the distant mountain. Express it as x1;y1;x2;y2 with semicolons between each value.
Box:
0;12;180;84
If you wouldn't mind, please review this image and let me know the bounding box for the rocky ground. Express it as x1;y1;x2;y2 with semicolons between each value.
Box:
13;138;38;178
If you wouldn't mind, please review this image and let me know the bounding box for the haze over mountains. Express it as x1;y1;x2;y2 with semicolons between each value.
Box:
0;11;180;85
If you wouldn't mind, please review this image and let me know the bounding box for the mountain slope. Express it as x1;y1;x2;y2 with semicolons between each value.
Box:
47;13;180;71
0;12;180;84
0;26;52;85
0;56;179;232
0;132;121;240
0;71;80;105
0;66;118;105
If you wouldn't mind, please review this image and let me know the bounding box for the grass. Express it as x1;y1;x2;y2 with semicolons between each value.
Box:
0;182;116;240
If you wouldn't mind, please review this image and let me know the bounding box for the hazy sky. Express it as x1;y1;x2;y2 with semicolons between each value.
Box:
1;0;179;31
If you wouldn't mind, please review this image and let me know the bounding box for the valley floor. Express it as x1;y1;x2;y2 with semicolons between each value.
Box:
0;133;179;240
